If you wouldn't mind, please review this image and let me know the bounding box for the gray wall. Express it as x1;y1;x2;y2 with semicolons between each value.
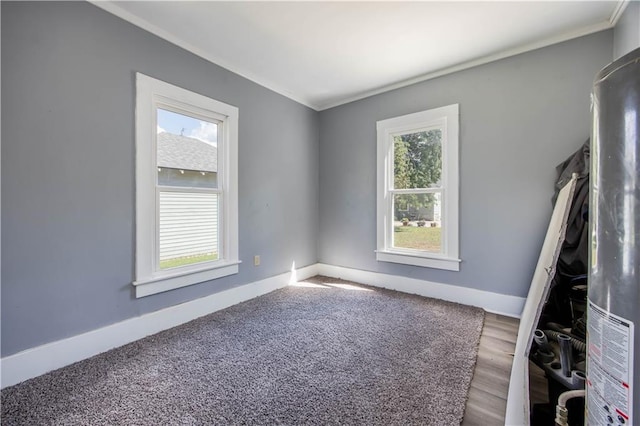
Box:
0;1;619;358
318;31;613;299
1;2;319;356
614;1;640;59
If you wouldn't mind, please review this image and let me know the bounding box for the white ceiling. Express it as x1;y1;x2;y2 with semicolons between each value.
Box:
94;1;626;111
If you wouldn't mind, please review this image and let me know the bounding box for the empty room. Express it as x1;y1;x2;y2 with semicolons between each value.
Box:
2;1;640;425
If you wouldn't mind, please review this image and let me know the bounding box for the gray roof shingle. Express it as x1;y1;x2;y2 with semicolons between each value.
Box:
157;132;217;173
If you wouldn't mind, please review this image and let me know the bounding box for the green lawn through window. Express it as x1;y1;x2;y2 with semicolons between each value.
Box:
393;226;442;253
160;253;218;270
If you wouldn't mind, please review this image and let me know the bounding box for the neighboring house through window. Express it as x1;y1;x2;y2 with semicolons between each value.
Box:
134;73;239;297
376;104;460;271
157;131;219;269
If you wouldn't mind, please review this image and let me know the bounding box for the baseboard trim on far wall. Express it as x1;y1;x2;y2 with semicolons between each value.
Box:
0;264;318;389
315;263;525;318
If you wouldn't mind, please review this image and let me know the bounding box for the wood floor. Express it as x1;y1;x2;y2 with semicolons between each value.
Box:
462;312;520;426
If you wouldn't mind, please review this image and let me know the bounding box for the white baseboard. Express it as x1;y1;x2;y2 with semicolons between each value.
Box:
1;262;522;389
0;264;318;389
315;263;525;318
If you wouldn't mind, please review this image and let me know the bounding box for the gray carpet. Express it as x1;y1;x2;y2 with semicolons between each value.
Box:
1;276;485;425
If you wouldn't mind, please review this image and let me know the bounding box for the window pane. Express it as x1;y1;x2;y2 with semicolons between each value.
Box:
393;129;442;189
159;191;219;269
157;108;218;188
393;193;442;253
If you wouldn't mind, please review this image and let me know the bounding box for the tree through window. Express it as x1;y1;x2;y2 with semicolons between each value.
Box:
376;105;460;271
393;129;443;252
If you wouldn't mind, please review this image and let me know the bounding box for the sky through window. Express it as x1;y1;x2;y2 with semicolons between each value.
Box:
157;108;218;145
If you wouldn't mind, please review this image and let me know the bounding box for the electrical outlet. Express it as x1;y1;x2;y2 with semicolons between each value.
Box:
254;255;261;266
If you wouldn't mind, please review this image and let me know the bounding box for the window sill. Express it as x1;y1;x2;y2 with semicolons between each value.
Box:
376;250;460;271
133;260;241;298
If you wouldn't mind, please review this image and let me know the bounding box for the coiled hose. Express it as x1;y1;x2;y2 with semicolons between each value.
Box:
555;390;586;426
544;330;586;353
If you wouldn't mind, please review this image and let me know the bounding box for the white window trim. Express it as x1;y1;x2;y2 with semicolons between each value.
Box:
134;73;240;297
375;104;460;271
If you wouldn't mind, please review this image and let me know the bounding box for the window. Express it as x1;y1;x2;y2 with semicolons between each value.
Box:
376;104;460;271
134;73;239;297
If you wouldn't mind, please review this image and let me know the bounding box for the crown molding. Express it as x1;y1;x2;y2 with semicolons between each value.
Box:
88;1;318;110
609;0;629;26
316;18;616;111
90;0;625;113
